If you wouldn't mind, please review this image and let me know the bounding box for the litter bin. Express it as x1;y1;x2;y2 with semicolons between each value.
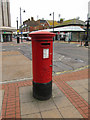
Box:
17;37;19;43
29;31;55;100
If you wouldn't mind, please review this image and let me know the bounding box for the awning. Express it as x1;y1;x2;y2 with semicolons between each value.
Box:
54;26;85;32
38;26;85;32
0;26;16;32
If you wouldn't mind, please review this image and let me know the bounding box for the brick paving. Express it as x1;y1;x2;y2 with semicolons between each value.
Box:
1;81;32;118
53;68;89;118
0;68;89;119
54;80;88;118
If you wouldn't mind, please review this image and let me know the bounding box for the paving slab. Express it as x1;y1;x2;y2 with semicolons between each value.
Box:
71;86;87;94
37;99;56;112
53;96;73;108
1;51;32;81
79;92;88;102
41;108;63;118
59;106;83;118
21;101;40;115
52;87;65;98
1;51;21;56
22;112;42;119
19;86;36;103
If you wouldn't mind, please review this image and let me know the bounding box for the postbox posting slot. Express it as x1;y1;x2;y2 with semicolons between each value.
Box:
41;43;50;47
41;43;50;45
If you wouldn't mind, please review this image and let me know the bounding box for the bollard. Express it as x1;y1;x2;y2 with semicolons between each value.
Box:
17;37;19;43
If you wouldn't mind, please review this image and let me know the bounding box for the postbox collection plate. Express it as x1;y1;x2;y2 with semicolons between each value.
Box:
43;49;49;59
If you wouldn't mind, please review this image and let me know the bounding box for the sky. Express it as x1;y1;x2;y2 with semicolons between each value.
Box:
10;0;90;28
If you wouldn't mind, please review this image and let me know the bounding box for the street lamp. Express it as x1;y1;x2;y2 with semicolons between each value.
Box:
49;12;54;33
20;7;26;42
84;18;90;46
16;17;18;30
16;17;19;43
49;12;55;75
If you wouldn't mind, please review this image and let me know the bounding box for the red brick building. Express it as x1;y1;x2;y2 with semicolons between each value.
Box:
21;17;48;32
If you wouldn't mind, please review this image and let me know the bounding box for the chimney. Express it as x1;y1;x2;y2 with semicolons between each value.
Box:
28;18;30;21
31;17;34;21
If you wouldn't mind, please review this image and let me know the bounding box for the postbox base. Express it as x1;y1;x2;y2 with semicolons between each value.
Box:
33;81;52;101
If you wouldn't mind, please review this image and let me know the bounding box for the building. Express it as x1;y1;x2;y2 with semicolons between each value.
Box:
21;18;65;33
54;19;85;28
0;0;15;42
20;17;85;42
53;19;85;42
22;18;48;32
38;26;85;42
46;20;60;28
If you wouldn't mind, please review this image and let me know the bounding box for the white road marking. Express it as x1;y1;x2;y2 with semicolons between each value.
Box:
0;77;33;84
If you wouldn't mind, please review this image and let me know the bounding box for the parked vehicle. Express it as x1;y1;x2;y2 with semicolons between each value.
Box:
26;37;31;41
19;36;28;40
14;36;17;39
24;37;28;40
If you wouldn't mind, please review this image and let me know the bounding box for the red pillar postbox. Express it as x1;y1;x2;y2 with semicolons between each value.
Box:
29;31;55;100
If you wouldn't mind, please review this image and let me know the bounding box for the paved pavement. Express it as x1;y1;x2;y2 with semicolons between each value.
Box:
0;69;89;119
1;51;32;82
0;40;89;119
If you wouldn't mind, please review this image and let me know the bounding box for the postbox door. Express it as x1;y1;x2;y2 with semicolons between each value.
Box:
32;40;53;84
40;42;53;83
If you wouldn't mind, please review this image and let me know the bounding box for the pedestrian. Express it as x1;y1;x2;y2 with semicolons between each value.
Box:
68;38;71;43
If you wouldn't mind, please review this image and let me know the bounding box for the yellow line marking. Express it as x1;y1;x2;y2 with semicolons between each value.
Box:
56;65;90;75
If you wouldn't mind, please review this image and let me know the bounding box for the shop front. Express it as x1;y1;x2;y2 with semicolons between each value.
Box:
0;27;16;42
2;32;12;42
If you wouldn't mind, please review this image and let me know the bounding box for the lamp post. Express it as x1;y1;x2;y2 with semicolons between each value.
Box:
20;7;25;42
50;12;54;33
84;18;90;46
17;17;18;30
16;17;19;43
49;12;55;75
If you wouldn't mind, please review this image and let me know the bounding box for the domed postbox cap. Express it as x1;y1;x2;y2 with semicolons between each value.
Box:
29;31;55;41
